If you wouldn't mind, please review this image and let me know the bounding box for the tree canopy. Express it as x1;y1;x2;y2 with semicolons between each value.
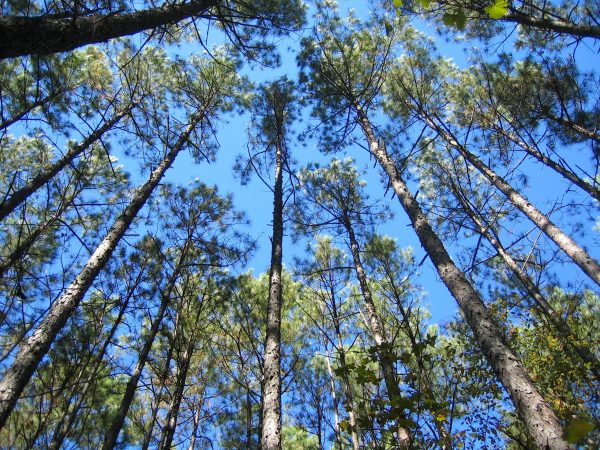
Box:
0;0;598;448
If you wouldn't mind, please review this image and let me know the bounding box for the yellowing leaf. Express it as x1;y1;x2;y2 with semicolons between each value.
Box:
394;0;403;9
485;0;509;19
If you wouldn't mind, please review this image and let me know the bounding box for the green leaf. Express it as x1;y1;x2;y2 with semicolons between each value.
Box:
393;0;403;9
442;13;455;27
419;0;431;8
455;10;467;30
485;0;509;19
384;20;393;37
563;419;594;444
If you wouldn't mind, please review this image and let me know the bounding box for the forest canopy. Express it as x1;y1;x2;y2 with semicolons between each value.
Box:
0;0;598;449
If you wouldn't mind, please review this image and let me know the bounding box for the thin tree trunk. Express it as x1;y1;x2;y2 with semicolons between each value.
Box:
141;333;177;450
187;404;202;450
0;104;134;222
429;115;600;287
47;268;143;450
246;387;254;449
324;349;344;450
354;104;570;450
448;179;600;381
487;119;600;201
260;131;284;450
158;338;195;450
0;113;201;430
342;214;410;448
329;305;361;450
0;1;218;59
102;238;195;450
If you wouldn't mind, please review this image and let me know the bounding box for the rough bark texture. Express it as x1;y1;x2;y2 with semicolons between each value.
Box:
0;104;134;221
260;132;284;450
343;215;410;448
431;120;600;287
0;114;200;430
354;105;570;450
0;0;218;59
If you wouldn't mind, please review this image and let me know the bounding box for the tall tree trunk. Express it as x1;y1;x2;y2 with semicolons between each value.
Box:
0;113;201;430
260;132;284;450
141;332;177;450
0;104;134;221
187;403;203;450
0;1;218;59
158;338;195;450
328;293;361;450
102;239;194;450
429;115;600;287
47;268;143;450
324;349;344;450
342;214;411;448
448;179;600;381
354;104;570;450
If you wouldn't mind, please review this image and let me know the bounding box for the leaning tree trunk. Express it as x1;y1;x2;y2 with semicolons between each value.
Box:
0;0;218;59
429;115;600;287
354;104;570;450
487;120;600;202
140;327;177;450
0;103;135;221
448;179;600;381
48;268;143;450
0;113;201;430
342;214;411;448
260;131;284;450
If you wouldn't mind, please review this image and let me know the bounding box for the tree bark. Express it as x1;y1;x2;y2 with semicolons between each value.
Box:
0;104;134;222
448;179;600;381
354;104;570;450
0;1;218;59
47;268;143;450
342;214;411;448
260;130;284;450
429;115;600;287
0;113;201;430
